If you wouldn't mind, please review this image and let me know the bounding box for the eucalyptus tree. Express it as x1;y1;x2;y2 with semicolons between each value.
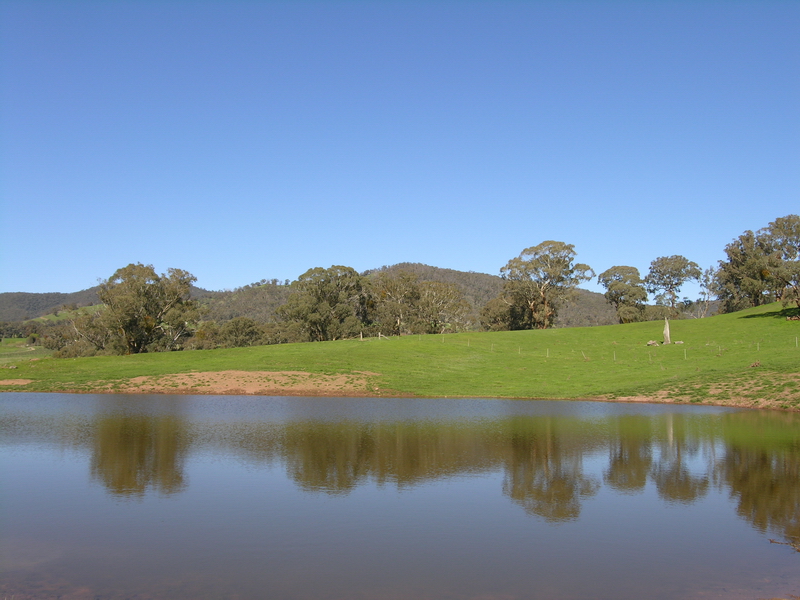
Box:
218;317;264;348
277;266;372;342
413;281;471;334
715;229;779;312
371;270;421;336
95;263;198;354
764;214;800;309
644;255;701;312
597;266;648;323
714;216;800;313
499;241;593;329
693;266;718;318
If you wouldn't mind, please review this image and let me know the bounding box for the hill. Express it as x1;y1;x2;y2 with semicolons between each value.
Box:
0;288;101;321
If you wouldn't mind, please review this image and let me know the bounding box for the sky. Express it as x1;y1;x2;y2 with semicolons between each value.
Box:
1;1;798;297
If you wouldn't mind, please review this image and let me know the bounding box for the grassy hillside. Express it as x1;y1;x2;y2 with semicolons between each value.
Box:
2;303;798;410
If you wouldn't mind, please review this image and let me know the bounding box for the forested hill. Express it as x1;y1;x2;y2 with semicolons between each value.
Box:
364;263;617;328
364;263;504;313
0;285;218;322
0;264;617;328
0;288;101;321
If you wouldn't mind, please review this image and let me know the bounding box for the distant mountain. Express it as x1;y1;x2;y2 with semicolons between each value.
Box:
0;264;617;329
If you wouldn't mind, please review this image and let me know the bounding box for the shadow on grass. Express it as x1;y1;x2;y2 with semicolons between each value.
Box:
740;306;800;320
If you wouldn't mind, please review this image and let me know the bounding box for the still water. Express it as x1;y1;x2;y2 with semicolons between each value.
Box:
1;393;798;599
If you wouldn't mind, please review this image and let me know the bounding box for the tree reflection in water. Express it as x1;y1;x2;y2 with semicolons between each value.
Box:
717;440;800;542
72;403;799;545
502;417;599;522
651;414;710;504
90;414;188;497
604;416;653;494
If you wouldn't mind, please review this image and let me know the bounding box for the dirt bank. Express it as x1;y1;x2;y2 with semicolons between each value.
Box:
102;370;384;397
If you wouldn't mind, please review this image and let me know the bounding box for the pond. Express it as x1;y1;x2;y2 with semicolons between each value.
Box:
1;393;799;599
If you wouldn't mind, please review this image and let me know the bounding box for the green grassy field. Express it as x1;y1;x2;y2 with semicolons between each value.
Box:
31;304;102;323
0;338;53;366
2;303;799;409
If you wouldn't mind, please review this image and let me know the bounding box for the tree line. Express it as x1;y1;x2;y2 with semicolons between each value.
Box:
9;213;799;356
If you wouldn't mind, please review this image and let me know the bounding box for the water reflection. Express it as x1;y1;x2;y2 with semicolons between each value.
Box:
718;441;800;540
651;414;710;505
603;416;653;494
502;417;599;522
2;396;799;546
90;414;188;496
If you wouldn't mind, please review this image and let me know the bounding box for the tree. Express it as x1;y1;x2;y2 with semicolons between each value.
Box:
479;296;517;331
715;229;781;313
277;266;372;341
693;266;717;318
644;255;701;312
597;266;648;323
413;281;471;334
499;241;593;329
95;263;198;354
218;317;263;348
371;270;421;336
764;214;800;309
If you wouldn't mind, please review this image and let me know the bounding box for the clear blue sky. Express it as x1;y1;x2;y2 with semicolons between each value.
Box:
1;1;797;297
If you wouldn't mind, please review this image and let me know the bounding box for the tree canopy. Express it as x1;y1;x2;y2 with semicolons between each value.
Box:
715;214;800;312
765;214;800;309
95;263;199;354
597;266;648;323
277;266;372;342
715;229;780;312
499;241;593;329
644;255;701;311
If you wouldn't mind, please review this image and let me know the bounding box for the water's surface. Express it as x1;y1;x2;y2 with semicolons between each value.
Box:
1;393;798;599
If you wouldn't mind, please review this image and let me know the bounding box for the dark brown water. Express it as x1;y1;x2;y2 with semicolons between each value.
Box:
1;393;798;599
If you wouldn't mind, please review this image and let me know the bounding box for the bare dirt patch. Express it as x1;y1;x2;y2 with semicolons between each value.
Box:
607;390;676;404
0;379;33;386
109;370;383;396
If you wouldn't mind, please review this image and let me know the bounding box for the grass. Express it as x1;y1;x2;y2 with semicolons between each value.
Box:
0;337;52;366
31;304;102;323
2;302;799;409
